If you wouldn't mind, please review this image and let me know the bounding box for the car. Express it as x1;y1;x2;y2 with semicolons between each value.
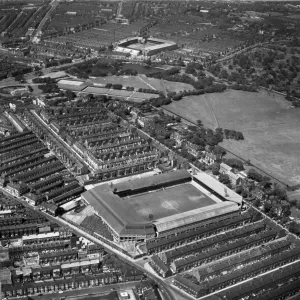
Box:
58;291;63;294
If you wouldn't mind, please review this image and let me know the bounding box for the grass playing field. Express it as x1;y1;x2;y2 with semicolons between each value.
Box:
164;89;300;185
92;75;150;90
126;183;216;221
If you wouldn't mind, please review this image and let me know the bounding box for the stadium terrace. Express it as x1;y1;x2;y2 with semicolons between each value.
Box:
81;170;242;243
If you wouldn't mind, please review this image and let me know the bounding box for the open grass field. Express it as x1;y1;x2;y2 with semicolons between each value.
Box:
91;75;194;94
164;89;300;186
126;183;216;221
92;76;150;90
131;92;159;100
162;80;195;93
138;75;195;93
108;89;133;97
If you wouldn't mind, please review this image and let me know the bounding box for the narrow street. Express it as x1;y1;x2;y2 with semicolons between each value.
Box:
0;187;180;300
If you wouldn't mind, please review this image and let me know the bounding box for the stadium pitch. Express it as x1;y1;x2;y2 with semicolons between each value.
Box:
126;183;216;221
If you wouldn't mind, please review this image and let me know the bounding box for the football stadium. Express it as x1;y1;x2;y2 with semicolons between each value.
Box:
115;36;177;56
81;170;242;243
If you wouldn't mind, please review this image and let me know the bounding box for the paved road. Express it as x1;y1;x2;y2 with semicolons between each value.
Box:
32;0;59;43
0;188;183;300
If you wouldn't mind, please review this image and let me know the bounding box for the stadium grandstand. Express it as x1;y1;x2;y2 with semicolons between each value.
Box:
81;170;241;243
116;36;177;56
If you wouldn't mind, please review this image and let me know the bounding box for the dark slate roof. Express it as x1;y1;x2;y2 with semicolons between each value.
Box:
82;188;154;237
107;170;191;193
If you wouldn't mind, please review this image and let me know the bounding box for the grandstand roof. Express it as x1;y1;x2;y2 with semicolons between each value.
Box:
154;202;239;233
82;188;154;237
102;170;191;193
58;79;84;86
193;172;243;204
83;170;242;237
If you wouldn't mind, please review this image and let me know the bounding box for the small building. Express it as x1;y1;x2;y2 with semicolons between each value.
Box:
172;274;206;298
137;114;160;128
185;141;201;158
120;291;130;299
40;202;58;216
170;131;186;147
150;255;172;278
24;192;46;206
6;181;29;197
220;163;244;186
201;151;221;165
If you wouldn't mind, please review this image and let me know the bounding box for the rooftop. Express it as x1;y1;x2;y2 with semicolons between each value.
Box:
193;172;243;204
154;201;239;233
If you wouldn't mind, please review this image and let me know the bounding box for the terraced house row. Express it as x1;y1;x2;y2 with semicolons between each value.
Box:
145;199;300;299
0;120;84;215
29;104;163;184
0;191;143;299
22;110;89;176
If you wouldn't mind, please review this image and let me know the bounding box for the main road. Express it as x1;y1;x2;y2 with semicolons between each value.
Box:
0;186;190;300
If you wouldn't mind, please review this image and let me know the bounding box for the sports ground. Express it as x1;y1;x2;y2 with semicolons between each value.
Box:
126;183;216;221
164;89;300;185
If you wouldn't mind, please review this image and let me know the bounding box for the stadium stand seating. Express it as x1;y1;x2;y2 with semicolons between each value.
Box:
80;215;113;241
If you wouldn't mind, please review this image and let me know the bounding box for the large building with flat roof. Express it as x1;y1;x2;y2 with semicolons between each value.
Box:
81;170;241;242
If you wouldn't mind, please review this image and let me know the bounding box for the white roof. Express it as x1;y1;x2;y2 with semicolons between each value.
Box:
58;79;84;86
22;232;59;240
0;210;12;215
41;71;66;79
155;202;239;233
220;162;232;172
193;172;243;204
61;259;99;269
60;199;80;210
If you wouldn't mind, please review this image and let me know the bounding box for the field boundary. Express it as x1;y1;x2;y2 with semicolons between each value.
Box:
158;105;293;189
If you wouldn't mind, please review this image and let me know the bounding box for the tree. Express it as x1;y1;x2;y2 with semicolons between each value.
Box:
253;199;261;208
112;84;123;90
213;145;226;158
175;116;181;122
264;201;272;213
15;74;25;82
289;221;300;235
235;132;244;140
273;185;287;200
211;162;220;175
65;90;75;100
196;120;203;127
280;201;291;218
247;168;263;182
145;58;152;66
219;173;231;185
225;158;244;170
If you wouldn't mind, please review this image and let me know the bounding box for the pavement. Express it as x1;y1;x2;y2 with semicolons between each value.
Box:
0;187;184;300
